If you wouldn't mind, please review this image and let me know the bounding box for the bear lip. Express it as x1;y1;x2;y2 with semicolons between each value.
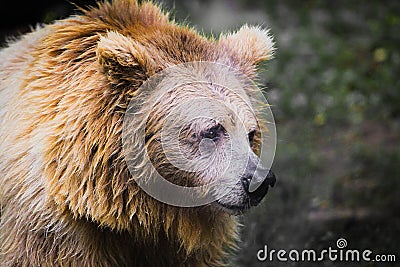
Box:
213;201;250;215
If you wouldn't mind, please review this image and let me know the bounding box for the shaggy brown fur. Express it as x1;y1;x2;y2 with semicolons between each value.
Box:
0;0;274;266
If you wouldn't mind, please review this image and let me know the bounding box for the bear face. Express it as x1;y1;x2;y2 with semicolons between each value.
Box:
96;22;277;213
121;61;277;214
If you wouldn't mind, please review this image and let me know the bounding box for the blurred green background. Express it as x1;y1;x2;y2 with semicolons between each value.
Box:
1;0;399;266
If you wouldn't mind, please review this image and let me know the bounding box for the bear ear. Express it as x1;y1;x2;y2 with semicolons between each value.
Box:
97;31;157;86
218;25;275;67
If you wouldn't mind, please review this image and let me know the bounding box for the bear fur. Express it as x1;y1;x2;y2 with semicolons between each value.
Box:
0;0;274;266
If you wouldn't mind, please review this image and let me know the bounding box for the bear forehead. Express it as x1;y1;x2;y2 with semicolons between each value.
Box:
156;82;258;132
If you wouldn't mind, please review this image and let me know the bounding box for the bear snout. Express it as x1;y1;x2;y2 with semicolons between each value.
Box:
241;152;277;206
241;169;276;206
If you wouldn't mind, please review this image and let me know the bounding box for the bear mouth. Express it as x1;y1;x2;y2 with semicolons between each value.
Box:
214;201;250;215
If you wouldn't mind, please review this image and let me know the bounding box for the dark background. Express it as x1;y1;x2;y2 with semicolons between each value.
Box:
1;1;399;266
0;0;95;42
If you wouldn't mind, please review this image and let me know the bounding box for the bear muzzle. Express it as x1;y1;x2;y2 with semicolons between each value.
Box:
241;169;276;206
241;152;277;206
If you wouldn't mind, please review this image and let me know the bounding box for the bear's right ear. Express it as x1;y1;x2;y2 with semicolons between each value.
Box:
97;31;157;86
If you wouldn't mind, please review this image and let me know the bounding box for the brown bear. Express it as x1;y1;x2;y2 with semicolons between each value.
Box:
0;0;276;266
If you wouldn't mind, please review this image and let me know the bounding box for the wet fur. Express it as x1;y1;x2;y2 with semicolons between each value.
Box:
0;0;273;266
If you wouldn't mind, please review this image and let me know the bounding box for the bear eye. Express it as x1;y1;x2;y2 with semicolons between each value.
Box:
248;130;256;145
201;124;224;141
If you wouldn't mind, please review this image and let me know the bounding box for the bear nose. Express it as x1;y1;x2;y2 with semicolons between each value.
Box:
241;169;276;206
